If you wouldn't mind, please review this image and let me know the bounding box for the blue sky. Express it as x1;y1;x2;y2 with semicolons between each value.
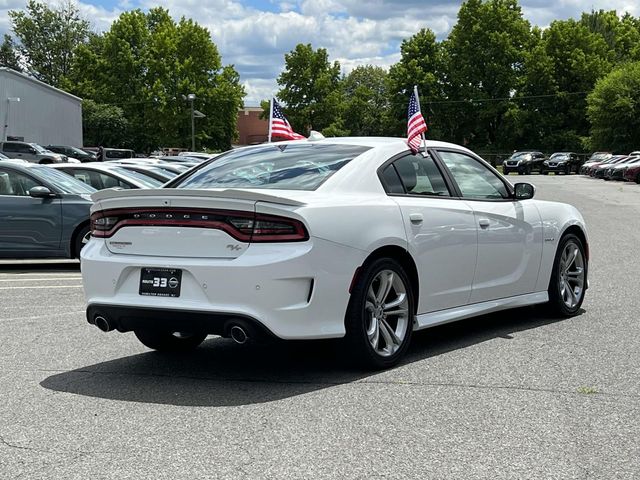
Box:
2;0;639;104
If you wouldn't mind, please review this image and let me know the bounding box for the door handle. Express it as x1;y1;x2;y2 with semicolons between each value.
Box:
478;218;490;229
409;213;423;224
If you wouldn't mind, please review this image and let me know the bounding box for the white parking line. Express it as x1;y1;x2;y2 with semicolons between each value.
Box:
0;285;83;290
0;278;82;282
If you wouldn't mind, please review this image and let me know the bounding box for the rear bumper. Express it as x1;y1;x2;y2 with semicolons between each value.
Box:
86;304;277;339
81;236;366;340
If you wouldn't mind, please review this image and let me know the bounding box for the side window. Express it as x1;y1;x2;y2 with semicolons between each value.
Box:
97;172;131;189
67;169;93;187
380;164;405;194
438;151;509;200
392;154;450;196
0;168;41;196
15;143;32;153
3;143;18;153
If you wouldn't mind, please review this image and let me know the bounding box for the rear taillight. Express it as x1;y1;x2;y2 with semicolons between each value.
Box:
90;208;308;242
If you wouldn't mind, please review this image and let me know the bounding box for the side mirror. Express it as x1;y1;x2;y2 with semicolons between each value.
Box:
29;148;37;154
29;186;55;198
514;182;535;200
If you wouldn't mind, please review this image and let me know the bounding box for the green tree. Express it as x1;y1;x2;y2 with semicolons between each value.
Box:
340;65;389;136
68;8;244;152
9;0;90;86
275;44;342;134
82;99;129;147
387;29;444;138
587;62;640;152
0;34;21;71
445;0;533;150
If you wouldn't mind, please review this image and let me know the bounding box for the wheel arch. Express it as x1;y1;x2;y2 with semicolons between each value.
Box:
351;245;419;314
561;224;589;261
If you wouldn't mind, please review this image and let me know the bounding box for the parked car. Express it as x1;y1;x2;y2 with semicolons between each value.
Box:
502;151;546;175
98;148;136;161
541;152;581;175
583;155;622;176
46;145;97;163
580;152;612;174
116;164;174;183
0;141;67;164
592;156;629;178
51;163;163;190
603;156;640;181
0;161;95;258
623;160;640;183
82;138;588;369
176;151;219;162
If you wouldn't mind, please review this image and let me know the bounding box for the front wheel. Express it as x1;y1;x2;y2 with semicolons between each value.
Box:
547;234;587;317
345;258;414;369
134;330;208;352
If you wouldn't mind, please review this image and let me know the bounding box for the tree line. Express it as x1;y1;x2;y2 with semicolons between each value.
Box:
1;0;639;153
1;1;244;152
268;1;640;154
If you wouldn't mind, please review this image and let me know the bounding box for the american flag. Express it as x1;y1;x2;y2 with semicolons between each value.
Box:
407;89;427;153
270;98;306;141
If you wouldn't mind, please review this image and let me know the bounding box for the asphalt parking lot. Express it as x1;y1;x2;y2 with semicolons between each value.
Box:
1;174;639;479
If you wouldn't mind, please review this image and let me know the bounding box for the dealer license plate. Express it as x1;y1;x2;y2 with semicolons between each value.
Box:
139;268;182;297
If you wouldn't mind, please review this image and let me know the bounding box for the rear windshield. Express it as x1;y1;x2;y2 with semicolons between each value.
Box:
173;143;370;191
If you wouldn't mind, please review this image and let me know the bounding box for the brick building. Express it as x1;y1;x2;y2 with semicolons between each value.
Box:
237;106;268;145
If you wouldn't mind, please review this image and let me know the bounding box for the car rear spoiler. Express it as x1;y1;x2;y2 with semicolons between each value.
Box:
90;188;306;207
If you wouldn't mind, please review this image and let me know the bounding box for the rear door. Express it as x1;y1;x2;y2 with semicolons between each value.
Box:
381;153;478;313
435;149;543;303
0;167;62;254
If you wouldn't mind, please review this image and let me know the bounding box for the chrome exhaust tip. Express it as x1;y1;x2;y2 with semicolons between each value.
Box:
94;315;113;332
230;325;248;344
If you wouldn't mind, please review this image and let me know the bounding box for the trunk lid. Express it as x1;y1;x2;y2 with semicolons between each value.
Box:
91;188;306;258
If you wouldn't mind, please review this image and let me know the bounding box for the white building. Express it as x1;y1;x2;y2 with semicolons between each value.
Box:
0;67;82;146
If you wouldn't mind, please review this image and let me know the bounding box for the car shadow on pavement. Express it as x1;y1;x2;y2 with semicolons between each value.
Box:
40;306;581;407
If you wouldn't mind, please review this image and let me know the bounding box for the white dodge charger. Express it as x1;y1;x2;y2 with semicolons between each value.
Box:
81;138;588;368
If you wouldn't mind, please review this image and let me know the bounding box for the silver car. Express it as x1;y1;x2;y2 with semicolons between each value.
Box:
0;161;95;258
0;141;67;164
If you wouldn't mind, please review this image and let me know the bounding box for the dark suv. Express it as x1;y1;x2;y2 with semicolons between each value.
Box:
46;145;97;163
541;152;581;175
502;151;546;175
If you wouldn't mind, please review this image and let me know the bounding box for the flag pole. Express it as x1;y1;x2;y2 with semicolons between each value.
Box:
413;85;426;153
267;97;274;143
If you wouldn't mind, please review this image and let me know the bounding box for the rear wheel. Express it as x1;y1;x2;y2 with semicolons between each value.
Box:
73;225;91;258
541;170;548;175
134;330;208;352
547;234;587;317
345;258;414;369
636;173;640;184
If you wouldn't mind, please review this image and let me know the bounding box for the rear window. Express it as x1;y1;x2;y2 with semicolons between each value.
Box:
173;143;370;191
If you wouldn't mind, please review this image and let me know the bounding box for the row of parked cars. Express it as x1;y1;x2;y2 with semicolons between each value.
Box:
579;152;640;182
0;150;216;259
502;151;583;175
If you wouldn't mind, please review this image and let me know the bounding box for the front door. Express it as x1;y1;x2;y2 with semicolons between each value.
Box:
435;150;543;303
0;167;62;254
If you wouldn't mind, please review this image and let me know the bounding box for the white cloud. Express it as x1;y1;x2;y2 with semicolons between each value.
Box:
1;0;639;104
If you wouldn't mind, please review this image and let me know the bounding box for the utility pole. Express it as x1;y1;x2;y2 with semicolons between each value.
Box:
187;93;196;151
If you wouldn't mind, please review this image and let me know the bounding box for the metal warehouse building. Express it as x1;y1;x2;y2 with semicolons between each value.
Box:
0;68;82;146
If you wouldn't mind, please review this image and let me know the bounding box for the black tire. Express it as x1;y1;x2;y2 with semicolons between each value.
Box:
73;225;90;258
503;170;509;176
547;234;587;317
134;330;208;352
636;173;640;184
345;258;415;369
541;170;548;175
518;170;524;175
526;165;532;175
39;158;54;164
565;165;571;175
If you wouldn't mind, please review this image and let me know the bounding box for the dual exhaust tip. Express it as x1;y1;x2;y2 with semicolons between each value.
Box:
91;314;251;345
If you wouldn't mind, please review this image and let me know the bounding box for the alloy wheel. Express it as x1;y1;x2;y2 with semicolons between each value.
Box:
364;269;410;357
558;241;585;309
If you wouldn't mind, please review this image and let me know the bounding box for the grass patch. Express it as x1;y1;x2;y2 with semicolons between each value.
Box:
577;386;599;394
